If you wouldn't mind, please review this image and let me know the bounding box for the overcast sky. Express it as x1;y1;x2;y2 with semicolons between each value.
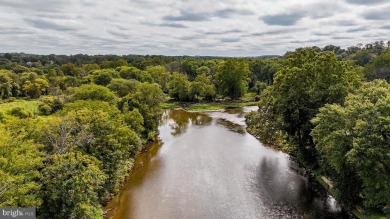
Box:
0;0;389;56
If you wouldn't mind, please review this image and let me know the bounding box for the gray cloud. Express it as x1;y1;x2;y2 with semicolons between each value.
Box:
0;0;66;12
142;21;188;28
332;36;353;40
363;6;390;20
252;28;305;36
159;23;188;28
347;26;369;33
261;2;345;26
220;38;240;43
163;11;209;22
290;39;321;44
335;20;357;26
381;25;390;30
344;0;388;5
23;17;81;31
313;32;333;36
215;8;254;18
204;29;243;35
261;13;304;26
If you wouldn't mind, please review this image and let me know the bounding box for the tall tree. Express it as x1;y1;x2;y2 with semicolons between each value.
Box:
312;80;390;213
215;59;249;99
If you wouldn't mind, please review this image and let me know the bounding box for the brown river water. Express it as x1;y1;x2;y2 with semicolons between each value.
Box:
104;107;347;219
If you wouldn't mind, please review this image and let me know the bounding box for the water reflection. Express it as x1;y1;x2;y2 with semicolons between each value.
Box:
162;110;212;136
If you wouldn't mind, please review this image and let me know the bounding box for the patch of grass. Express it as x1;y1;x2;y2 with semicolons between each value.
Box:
225;101;258;107
241;92;257;101
0;99;41;115
161;102;180;109
184;103;223;111
181;101;259;111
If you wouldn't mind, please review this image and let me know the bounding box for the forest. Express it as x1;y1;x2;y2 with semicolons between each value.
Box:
0;41;389;218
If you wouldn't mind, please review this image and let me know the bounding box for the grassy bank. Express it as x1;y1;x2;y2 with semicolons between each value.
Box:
161;101;258;111
161;92;259;111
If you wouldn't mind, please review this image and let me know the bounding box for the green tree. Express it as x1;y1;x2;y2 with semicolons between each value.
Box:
168;72;190;101
181;58;199;80
60;63;80;76
189;74;215;101
22;78;49;98
40;152;106;219
146;65;171;93
120;83;165;139
71;84;116;103
107;78;139;97
312;80;390;213
249;59;280;85
0;72;12;99
119;66;153;82
215;59;249;99
365;52;390;82
253;49;360;165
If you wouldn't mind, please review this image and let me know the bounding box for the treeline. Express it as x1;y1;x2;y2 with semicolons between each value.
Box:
0;54;276;102
246;48;390;216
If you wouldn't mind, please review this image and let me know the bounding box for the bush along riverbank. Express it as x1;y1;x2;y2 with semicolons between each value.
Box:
245;49;389;218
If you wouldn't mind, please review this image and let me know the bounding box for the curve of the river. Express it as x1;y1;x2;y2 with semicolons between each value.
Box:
104;107;347;219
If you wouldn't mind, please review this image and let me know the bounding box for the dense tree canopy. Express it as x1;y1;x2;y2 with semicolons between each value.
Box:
312;80;390;212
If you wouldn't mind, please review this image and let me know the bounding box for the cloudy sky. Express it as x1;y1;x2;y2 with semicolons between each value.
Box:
0;0;389;56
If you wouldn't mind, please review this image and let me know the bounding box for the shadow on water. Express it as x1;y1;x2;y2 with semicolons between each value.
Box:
216;118;246;135
253;156;346;219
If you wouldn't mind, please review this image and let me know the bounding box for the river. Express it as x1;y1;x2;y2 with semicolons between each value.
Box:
104;107;347;219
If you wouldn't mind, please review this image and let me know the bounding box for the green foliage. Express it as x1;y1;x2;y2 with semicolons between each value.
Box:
312;80;390;213
71;84;116;103
249;59;280;85
119;66;153;82
60;63;80;76
215;59;249;99
0;71;13;99
168;72;190;101
246;89;288;150
0;120;43;207
365;52;390;82
40;152;106;219
352;50;373;66
9;106;32;118
181;58;199;80
252;81;267;95
267;49;360;165
120;83;166;139
22;78;49;98
146;65;171;92
123;109;144;135
107;78;139;97
189;73;215;101
38;103;52;116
